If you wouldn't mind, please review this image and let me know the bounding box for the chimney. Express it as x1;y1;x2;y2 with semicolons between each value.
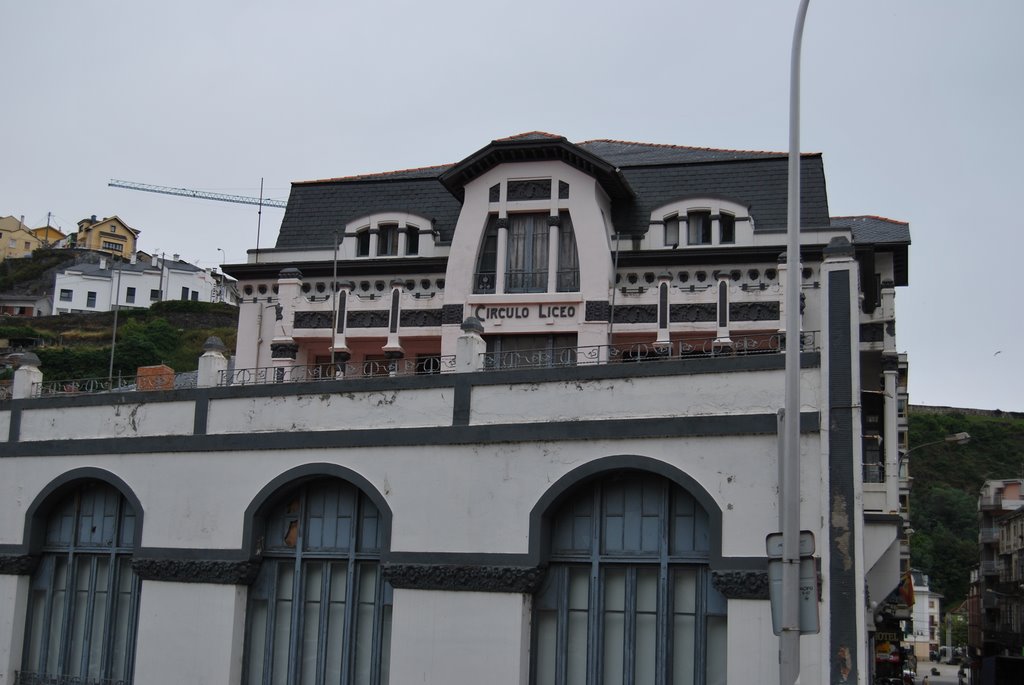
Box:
91;214;97;222
100;256;107;270
172;253;180;262
130;252;137;265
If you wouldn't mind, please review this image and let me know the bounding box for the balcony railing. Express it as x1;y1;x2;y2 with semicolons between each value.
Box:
481;332;819;371
980;494;1004;510
981;560;1000;576
221;356;457;386
980;527;1000;544
33;372;197;397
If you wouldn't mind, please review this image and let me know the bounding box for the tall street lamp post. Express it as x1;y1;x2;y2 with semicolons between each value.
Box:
781;3;811;685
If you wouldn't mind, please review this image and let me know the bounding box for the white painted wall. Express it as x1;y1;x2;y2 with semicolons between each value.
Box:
134;582;246;685
389;589;529;685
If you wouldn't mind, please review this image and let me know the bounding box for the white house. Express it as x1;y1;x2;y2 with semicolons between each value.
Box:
1;132;912;685
52;253;219;313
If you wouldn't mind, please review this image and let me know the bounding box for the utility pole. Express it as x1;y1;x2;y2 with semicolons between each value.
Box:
108;258;124;385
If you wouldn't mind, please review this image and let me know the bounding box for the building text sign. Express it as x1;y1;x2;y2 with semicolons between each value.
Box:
473;304;578;321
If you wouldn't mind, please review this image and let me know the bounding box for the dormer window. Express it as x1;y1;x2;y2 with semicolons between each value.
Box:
356;229;371;257
720;212;736;244
377;223;398;256
688;211;712;245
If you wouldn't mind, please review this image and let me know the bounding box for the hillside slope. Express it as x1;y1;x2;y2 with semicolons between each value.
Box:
908;406;1024;605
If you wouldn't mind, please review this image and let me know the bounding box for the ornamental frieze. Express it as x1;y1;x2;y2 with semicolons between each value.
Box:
294;311;334;329
347;311;390;328
507;179;552;201
270;342;299;359
669;304;717;323
382;563;544;594
711;570;769;599
729;302;781;321
400;309;443;327
441;304;465;325
132;558;261;585
613;304;658;324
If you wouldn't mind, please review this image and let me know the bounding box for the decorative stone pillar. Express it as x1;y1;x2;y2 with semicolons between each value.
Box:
197;336;229;388
331;281;354;369
495;217;508;294
382;279;405;374
547;214;561;292
12;352;43;399
715;271;733;347
880;279;896;354
271;268;303;369
655;272;673;353
456;317;487;373
397;223;408;256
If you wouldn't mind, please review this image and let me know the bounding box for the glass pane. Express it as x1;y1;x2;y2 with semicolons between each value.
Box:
534;611;557;685
246;598;268;685
87;557;110;679
272;564;294;684
46;556;68;673
674;568;697;614
26;583;48;672
325;563;348;683
603;568;625;685
111;557;134;681
300;563;323;685
635;610;656;685
603;611;624;685
706;615;728;685
672;615;696;685
636;568;658;613
68;556;93;676
567;568;590;685
380;604;392;685
568;568;589;610
354;565;378;683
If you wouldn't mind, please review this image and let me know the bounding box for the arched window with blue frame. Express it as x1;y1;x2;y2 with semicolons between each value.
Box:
244;478;392;685
532;471;727;685
21;480;141;684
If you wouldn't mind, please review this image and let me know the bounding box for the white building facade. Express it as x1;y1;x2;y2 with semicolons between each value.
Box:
52;254;219;314
1;133;912;685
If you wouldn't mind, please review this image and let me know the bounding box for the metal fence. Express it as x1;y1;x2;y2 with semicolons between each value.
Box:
32;372;197;397
15;672;126;685
220;356;457;386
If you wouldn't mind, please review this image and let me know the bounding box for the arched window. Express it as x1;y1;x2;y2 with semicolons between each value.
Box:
245;479;391;685
532;472;726;685
22;481;141;684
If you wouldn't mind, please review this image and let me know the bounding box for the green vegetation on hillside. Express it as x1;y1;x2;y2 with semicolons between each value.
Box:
909;409;1024;606
9;301;237;382
0;249;74;291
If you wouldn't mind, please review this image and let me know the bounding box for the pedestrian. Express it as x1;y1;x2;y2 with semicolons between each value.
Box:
922;676;929;685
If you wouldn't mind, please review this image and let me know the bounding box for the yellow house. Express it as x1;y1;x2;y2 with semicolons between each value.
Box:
0;216;43;261
31;224;67;247
74;215;140;257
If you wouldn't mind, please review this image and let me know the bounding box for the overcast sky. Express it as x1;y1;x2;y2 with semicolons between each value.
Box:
2;1;1021;412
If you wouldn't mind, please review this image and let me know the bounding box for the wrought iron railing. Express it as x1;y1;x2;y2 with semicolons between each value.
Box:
0;383;11;401
15;672;126;685
220;356;457;386
32;372;196;397
480;331;818;371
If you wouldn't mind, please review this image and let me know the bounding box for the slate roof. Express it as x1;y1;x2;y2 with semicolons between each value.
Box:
833;215;911;245
274;133;836;249
69;261;156;277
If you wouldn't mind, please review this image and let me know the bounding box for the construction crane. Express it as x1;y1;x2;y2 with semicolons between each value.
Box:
108;179;287;208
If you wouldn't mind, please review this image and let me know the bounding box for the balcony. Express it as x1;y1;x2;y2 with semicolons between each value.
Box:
980;527;1000;544
981;560;1000;576
980;494;1004;510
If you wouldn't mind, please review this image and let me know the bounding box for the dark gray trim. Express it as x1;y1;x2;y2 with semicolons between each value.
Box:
4;412;820;459
864;513;903;525
711;570;770;599
452;376;471;426
8;405;20;442
381;563;544;593
585;300;610;321
828;269;859;682
193;395;209;435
